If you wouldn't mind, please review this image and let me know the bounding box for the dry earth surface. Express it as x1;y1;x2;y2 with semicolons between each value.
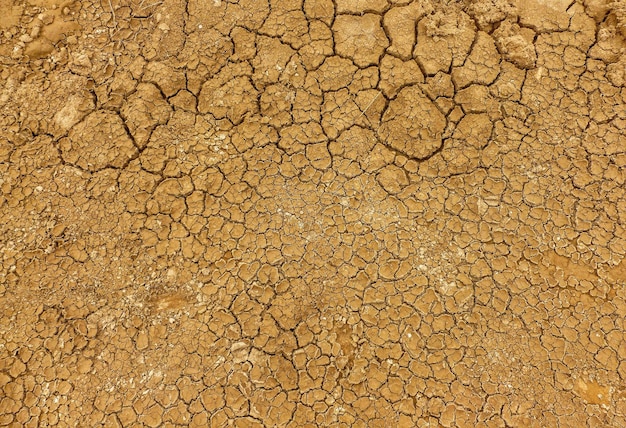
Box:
1;0;626;426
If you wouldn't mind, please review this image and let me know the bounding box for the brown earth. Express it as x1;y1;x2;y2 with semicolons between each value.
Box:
1;0;626;426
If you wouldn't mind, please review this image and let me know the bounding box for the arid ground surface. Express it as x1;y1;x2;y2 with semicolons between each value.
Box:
1;0;626;426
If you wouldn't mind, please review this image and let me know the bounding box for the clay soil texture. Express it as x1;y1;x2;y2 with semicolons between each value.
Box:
1;0;626;426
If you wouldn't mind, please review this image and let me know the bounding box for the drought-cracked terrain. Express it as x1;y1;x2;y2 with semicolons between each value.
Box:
1;0;626;426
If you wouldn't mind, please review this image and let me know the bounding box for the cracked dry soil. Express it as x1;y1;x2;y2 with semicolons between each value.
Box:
1;0;626;426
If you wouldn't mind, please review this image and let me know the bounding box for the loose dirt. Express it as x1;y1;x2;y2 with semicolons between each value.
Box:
1;0;626;426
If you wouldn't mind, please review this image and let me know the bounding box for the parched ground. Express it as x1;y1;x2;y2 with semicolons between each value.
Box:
1;0;626;426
